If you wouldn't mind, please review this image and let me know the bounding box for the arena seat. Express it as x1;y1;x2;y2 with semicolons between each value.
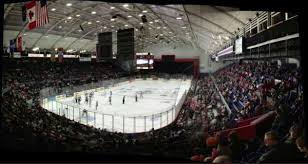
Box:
213;111;276;141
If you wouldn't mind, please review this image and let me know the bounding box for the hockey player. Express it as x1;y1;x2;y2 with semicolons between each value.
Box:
123;95;125;104
140;91;143;98
96;101;98;110
82;109;87;117
85;95;88;104
75;94;78;103
135;94;138;102
109;96;112;105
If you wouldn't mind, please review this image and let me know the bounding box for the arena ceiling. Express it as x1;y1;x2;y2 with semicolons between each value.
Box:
3;0;258;54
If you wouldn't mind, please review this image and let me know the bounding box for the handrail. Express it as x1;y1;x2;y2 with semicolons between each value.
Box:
210;75;232;115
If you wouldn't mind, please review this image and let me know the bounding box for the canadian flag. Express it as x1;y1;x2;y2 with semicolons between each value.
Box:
25;0;36;30
25;0;49;30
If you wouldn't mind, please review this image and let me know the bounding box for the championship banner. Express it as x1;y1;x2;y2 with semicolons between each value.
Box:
51;51;55;62
58;47;63;63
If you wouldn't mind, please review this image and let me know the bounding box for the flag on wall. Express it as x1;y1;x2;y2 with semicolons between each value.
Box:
16;34;23;52
9;34;24;52
25;0;49;30
9;39;16;53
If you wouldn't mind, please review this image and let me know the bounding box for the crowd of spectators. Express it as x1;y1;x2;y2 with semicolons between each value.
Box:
1;58;197;158
188;61;306;163
1;57;306;163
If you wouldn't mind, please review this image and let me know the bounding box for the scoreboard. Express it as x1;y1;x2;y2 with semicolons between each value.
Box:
136;52;154;69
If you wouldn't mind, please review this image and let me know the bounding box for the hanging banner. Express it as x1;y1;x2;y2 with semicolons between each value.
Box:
51;51;56;62
58;47;63;63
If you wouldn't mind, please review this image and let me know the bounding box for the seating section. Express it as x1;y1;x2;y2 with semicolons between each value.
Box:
1;58;305;162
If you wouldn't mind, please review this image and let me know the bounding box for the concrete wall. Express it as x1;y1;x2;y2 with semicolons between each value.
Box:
145;44;234;73
144;44;203;59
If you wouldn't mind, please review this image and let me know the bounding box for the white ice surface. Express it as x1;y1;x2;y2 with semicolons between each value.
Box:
43;79;191;133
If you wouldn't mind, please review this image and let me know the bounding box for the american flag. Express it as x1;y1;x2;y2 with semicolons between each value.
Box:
25;0;49;30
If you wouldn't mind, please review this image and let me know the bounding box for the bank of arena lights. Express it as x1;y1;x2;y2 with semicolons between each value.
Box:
123;4;129;8
32;47;39;51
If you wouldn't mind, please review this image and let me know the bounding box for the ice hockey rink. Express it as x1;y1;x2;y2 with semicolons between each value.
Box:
42;78;191;133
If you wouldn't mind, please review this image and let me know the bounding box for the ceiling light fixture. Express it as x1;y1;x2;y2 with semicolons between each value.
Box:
32;47;39;51
51;8;56;11
125;24;129;27
66;3;72;7
138;14;143;17
110;18;115;21
157;27;161;29
91;11;96;14
96;20;100;23
149;21;153;24
142;10;147;13
140;22;143;25
176;17;182;20
127;15;132;18
67;16;72;19
110;6;115;9
104;26;107;29
182;26;186;29
88;21;92;24
76;14;80;17
154;20;159;22
123;4;129;8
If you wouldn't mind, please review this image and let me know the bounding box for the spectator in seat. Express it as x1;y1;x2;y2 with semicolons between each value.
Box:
228;131;245;161
296;136;308;160
212;155;232;164
257;131;303;163
285;125;301;145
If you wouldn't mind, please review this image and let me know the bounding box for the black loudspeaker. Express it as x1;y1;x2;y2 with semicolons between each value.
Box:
96;44;112;60
98;32;112;45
